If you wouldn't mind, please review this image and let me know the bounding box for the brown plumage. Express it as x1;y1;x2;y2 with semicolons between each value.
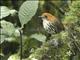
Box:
40;12;64;34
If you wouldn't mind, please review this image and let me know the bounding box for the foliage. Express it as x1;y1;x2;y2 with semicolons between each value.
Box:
18;0;39;27
7;54;20;60
0;20;20;43
30;33;46;43
0;6;17;19
0;0;80;60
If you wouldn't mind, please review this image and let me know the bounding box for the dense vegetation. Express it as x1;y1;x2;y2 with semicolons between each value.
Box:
0;0;80;60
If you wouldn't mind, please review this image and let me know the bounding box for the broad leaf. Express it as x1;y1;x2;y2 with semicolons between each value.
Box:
5;37;16;42
18;0;39;27
0;35;5;44
0;6;10;19
8;54;20;60
0;20;15;36
0;6;17;19
30;33;46;42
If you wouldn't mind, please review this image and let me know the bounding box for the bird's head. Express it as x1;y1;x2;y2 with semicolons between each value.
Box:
39;13;57;22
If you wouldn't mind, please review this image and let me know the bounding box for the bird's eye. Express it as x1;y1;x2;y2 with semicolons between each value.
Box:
44;15;47;18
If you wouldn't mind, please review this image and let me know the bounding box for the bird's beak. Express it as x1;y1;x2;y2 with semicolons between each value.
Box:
38;16;44;18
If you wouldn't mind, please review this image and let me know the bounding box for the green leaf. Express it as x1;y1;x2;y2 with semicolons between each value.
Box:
13;29;20;37
0;20;15;36
0;6;10;19
30;33;46;42
18;0;39;27
5;37;16;42
0;28;7;35
8;54;20;60
10;9;17;16
0;6;17;19
0;35;5;44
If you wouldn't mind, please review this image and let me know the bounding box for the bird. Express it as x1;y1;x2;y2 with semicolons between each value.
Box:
39;12;64;34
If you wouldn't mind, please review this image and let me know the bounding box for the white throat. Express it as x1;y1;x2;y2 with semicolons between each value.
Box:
42;19;50;29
